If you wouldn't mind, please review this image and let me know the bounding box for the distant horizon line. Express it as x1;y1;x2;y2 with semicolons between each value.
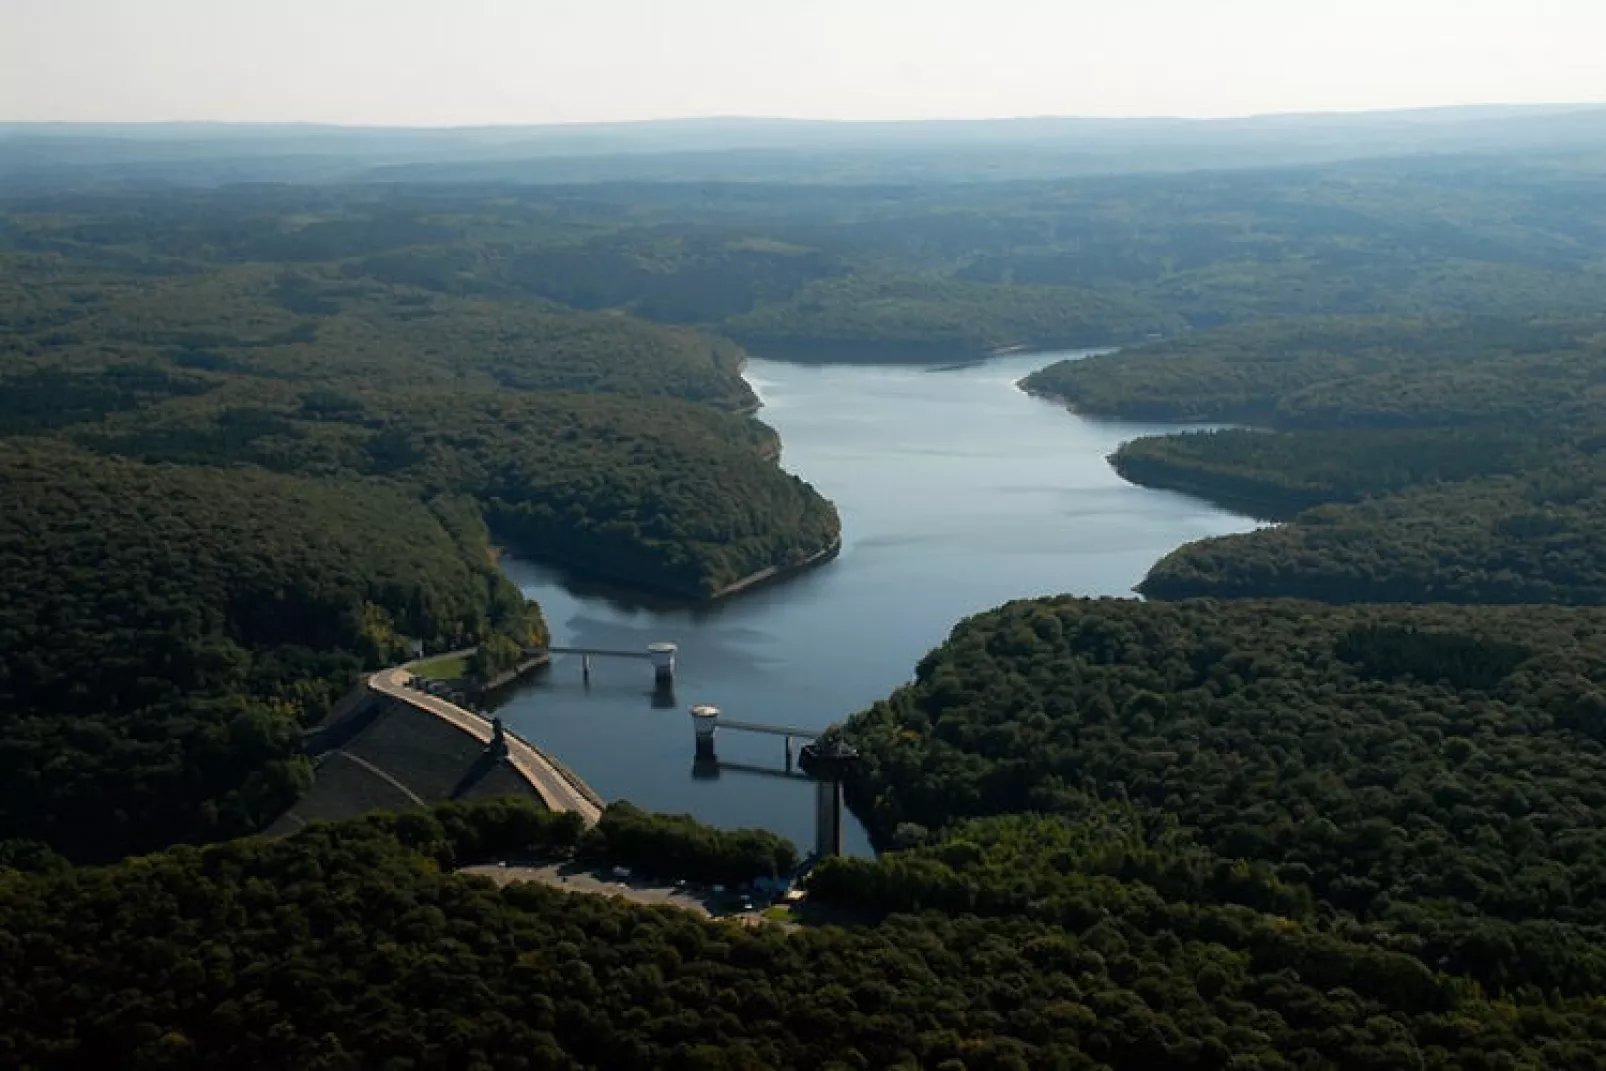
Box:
5;101;1605;132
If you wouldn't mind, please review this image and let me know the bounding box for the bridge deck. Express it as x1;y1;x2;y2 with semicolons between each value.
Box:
545;646;655;660
718;719;819;738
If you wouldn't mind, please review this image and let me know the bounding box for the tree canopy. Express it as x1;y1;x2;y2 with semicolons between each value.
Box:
1026;314;1606;603
9;796;1606;1069
8;144;1606;1067
0;188;839;861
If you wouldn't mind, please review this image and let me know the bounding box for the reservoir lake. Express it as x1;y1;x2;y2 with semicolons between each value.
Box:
494;352;1258;855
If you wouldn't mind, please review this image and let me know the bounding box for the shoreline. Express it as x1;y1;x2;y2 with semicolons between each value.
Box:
495;532;844;610
479;651;551;693
1017;380;1256;429
730;336;1123;365
1017;379;1291;521
705;536;843;601
1107;455;1300;523
732;355;763;417
486;353;836;608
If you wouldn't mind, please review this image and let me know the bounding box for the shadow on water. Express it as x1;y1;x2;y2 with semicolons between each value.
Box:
492;558;716;619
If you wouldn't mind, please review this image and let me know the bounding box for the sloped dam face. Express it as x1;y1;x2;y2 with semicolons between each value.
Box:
493;352;1258;855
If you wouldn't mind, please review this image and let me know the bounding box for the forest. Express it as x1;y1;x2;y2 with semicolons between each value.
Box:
0;441;544;862
7;793;1606;1068
9;150;1606;359
841;597;1606;924
0;248;838;603
7;142;1606;1067
1025;313;1606;603
0;193;839;862
833;598;1606;1017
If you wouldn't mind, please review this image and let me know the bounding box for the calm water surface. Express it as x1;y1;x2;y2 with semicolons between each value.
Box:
494;352;1258;854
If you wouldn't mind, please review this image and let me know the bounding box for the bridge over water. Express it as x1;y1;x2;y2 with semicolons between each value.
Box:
541;642;678;687
533;640;856;855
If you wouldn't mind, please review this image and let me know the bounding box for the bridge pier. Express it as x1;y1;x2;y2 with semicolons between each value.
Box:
799;738;861;859
814;779;843;858
685;706;848;847
691;704;720;761
650;642;678;687
582;654;591;685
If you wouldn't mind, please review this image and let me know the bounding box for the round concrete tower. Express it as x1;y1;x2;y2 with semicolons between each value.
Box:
690;704;720;760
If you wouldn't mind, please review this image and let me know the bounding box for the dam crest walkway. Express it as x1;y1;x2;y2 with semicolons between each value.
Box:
369;667;604;825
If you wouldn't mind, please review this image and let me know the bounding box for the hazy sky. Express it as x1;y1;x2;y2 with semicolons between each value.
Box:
3;0;1603;125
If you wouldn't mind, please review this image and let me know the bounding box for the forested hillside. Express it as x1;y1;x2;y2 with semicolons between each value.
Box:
1022;316;1605;427
844;597;1606;916
9;142;1606;1068
0;226;841;600
1140;471;1606;604
9;150;1605;360
833;598;1606;1027
1025;314;1606;602
0;444;540;861
0;191;840;861
8;796;1606;1069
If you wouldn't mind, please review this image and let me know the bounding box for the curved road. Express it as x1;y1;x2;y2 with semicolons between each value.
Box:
369;667;603;825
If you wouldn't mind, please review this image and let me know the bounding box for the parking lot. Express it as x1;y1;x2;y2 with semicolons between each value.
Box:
460;861;791;927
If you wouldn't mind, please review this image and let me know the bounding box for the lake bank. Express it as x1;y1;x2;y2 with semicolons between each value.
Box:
706;536;843;601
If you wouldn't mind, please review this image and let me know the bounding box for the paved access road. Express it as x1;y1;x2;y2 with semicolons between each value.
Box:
369;668;603;825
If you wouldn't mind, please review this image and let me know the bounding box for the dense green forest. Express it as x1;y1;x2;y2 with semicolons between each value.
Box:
9;143;1606;1067
1108;427;1556;519
0;191;840;861
9;793;1606;1067
1022;316;1606;427
0;794;1595;1069
0;442;543;862
589;801;799;885
1140;470;1606;604
1026;314;1606;602
843;597;1606;920
0;249;838;601
836;599;1606;1012
9;150;1606;359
